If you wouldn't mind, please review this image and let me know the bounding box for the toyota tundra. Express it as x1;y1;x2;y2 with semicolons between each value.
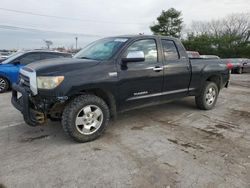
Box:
12;35;231;142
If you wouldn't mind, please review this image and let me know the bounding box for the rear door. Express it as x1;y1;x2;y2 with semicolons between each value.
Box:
161;39;191;98
117;38;164;110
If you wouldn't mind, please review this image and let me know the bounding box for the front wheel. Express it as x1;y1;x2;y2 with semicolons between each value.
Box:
195;82;219;110
0;77;9;93
62;94;110;142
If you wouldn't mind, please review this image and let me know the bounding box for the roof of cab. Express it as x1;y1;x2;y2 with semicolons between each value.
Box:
17;49;71;55
109;34;178;40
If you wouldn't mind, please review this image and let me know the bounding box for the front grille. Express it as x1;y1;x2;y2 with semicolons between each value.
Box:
19;73;30;90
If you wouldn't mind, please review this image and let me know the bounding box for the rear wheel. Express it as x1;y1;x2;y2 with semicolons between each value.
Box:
0;77;9;93
62;94;110;142
195;82;219;110
237;67;243;74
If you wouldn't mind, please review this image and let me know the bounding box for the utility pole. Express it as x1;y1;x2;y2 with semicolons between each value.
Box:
75;37;78;50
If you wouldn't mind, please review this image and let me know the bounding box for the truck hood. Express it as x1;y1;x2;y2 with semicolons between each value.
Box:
25;58;101;75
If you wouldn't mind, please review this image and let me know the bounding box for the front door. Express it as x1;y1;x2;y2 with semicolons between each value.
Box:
117;38;164;110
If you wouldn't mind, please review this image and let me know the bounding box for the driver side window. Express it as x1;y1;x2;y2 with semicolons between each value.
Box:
126;39;158;62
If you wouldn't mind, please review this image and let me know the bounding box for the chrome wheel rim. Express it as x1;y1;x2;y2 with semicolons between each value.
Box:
206;87;216;105
75;105;103;135
0;78;6;92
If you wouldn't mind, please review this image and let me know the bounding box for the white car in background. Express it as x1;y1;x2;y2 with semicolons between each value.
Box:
200;55;220;60
187;51;200;58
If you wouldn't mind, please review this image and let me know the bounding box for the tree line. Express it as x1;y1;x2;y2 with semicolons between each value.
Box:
150;8;250;58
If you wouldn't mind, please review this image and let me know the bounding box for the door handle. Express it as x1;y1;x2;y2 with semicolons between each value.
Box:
152;66;163;72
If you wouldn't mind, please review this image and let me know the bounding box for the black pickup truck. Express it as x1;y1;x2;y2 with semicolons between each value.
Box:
12;35;231;142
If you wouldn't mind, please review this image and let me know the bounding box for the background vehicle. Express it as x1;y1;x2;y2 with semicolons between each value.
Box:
12;35;230;142
0;51;13;62
0;50;71;93
200;55;220;59
0;58;6;63
222;58;250;74
187;51;200;58
243;59;250;73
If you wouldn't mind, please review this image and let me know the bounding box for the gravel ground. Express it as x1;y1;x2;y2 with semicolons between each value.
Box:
0;74;250;188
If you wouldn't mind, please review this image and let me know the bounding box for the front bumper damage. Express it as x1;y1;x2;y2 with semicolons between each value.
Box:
11;83;46;126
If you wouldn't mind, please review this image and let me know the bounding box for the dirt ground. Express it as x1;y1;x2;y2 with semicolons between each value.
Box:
0;74;250;188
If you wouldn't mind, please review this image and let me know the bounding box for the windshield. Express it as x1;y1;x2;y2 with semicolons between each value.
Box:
1;51;24;64
74;37;128;61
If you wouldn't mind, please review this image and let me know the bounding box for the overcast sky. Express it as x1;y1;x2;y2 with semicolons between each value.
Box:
0;0;249;49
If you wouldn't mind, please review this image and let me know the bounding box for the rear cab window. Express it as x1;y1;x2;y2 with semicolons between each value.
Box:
161;40;179;61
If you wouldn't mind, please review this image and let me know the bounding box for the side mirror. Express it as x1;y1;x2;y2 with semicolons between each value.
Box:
13;61;20;65
122;51;145;63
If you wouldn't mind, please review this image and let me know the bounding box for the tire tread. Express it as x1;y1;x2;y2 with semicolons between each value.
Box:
62;94;110;142
195;81;218;110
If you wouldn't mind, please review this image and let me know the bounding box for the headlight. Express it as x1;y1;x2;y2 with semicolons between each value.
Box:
37;76;64;89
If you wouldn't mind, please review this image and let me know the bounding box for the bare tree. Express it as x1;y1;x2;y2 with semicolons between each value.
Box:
187;13;250;41
222;13;250;42
189;21;210;35
208;20;223;37
44;40;53;49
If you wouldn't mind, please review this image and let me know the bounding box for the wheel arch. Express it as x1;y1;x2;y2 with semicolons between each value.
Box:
205;74;222;90
76;88;117;119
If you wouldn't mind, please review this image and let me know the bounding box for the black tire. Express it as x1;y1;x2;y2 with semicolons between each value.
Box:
237;67;243;74
0;77;9;93
195;81;219;110
62;94;110;142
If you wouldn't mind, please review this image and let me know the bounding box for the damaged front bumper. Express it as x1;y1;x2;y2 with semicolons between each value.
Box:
11;84;46;126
